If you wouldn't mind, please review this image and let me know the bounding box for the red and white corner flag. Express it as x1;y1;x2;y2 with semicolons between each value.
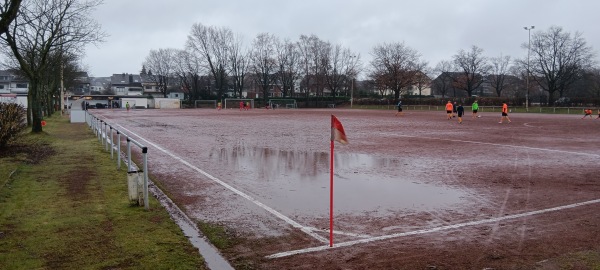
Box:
331;115;348;145
329;115;347;247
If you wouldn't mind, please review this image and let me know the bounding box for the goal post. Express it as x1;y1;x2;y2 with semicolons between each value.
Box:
194;100;217;109
268;99;297;109
158;99;181;109
224;98;254;109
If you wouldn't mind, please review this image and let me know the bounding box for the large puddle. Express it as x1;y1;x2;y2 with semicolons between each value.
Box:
209;144;472;216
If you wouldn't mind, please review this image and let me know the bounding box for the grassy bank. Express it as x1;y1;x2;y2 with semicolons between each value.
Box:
0;115;206;269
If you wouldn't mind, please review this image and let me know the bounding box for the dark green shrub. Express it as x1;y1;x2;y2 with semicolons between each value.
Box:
0;103;27;148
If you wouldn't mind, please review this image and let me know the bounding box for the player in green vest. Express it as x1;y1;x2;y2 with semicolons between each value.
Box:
472;100;479;118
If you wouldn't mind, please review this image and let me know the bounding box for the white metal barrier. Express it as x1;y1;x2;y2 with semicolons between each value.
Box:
86;111;150;210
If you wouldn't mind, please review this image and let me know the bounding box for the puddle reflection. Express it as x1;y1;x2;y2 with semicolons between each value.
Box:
209;145;471;214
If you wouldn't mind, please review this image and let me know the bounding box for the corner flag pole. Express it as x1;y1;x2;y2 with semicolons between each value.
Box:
329;115;348;248
330;116;335;247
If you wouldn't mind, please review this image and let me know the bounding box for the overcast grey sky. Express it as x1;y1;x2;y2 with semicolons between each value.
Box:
82;0;600;77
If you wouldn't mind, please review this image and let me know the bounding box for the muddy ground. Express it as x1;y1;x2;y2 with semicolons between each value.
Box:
92;108;600;269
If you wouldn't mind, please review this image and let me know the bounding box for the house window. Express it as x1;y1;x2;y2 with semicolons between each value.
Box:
0;85;4;89
16;83;27;88
174;94;179;97
145;86;152;89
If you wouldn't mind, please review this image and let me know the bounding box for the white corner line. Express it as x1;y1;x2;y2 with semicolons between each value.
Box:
305;227;372;238
266;198;600;259
116;124;329;244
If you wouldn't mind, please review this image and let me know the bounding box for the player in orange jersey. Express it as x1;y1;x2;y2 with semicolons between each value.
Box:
581;109;593;119
445;101;453;120
499;101;511;123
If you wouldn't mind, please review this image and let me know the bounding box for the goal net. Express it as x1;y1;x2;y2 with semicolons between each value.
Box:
194;100;217;109
268;99;297;109
158;99;181;109
224;98;254;109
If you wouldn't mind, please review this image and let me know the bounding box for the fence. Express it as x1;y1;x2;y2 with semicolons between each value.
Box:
85;111;150;210
354;104;594;114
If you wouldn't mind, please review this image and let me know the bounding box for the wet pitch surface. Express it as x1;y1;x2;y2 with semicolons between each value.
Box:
92;108;600;269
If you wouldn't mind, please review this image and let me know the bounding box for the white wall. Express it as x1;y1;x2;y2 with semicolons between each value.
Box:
121;98;148;109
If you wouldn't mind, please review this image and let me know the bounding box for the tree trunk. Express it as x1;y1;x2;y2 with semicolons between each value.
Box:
29;80;43;133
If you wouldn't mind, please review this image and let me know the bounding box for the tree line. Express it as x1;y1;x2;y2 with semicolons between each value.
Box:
1;0;598;133
144;23;597;108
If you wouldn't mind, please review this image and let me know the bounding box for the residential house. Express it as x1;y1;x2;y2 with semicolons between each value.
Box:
431;72;492;97
0;69;28;94
140;74;162;98
111;73;143;96
89;77;112;95
70;72;90;95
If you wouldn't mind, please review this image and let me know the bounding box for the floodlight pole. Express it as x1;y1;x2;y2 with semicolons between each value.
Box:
524;26;534;112
350;55;356;108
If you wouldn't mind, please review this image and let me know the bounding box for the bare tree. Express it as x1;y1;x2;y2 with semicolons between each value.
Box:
0;0;22;36
173;49;204;102
275;38;300;97
187;23;233;100
369;42;426;102
297;34;329;102
144;48;177;98
488;54;511;97
413;67;431;97
229;34;249;98
431;60;454;98
583;68;600;98
527;26;595;105
452;45;490;97
1;0;105;132
249;32;277;103
323;44;360;99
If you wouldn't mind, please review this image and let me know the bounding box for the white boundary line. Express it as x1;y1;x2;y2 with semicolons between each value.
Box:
390;134;600;158
116;125;330;244
266;198;600;259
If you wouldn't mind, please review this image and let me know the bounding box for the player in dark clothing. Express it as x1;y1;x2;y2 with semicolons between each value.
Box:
452;101;457;117
457;103;464;124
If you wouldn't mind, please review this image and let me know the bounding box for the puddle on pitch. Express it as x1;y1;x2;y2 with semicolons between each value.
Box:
209;145;471;216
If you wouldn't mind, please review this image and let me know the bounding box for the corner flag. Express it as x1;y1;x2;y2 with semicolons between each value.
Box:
330;115;348;247
331;115;348;144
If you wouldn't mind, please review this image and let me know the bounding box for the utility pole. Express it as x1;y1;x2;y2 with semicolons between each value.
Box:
350;55;356;108
60;24;65;115
524;25;534;112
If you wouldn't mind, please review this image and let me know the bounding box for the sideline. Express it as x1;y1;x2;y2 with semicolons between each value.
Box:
117;125;330;244
266;198;600;258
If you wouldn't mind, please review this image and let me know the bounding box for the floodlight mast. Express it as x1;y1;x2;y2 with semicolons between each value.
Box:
524;26;534;112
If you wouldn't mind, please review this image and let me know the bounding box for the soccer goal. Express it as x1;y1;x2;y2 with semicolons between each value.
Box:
194;100;217;109
268;99;297;109
224;98;254;109
158;99;181;109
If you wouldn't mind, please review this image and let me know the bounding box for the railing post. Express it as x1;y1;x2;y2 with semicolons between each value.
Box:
110;127;114;159
103;122;108;150
127;138;132;172
98;120;102;142
117;131;121;170
142;146;149;210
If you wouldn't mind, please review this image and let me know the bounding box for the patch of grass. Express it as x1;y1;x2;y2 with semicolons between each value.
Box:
0;115;206;269
196;221;235;250
536;250;600;269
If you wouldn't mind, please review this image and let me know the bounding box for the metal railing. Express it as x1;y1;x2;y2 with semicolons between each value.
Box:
355;104;595;114
86;111;149;210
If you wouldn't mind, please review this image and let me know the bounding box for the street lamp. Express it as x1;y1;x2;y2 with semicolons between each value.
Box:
524;25;534;112
350;55;356;108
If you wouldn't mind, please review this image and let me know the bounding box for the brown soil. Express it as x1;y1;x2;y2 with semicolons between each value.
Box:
92;108;600;269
